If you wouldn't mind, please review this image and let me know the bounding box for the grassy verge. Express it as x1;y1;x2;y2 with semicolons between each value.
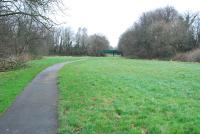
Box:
58;57;200;134
0;56;81;115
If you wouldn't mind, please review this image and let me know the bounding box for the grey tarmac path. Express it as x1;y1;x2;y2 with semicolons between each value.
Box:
0;59;86;134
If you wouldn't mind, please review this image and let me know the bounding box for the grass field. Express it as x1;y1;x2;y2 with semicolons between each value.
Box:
0;56;80;115
58;57;200;134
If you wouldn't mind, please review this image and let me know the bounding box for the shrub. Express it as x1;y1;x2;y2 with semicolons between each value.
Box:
0;54;33;72
173;49;200;62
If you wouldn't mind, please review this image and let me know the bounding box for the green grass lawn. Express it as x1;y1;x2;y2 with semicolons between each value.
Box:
0;56;80;115
58;57;200;134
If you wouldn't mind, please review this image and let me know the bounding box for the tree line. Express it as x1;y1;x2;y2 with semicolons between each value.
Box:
1;2;199;71
118;6;200;60
0;0;110;59
51;27;110;56
0;0;110;71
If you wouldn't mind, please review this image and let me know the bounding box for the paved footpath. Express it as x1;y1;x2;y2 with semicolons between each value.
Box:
0;60;85;134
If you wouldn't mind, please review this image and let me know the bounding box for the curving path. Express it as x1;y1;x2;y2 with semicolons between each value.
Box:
0;60;85;134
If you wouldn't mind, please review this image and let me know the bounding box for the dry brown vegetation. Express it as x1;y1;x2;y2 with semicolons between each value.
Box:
173;49;200;62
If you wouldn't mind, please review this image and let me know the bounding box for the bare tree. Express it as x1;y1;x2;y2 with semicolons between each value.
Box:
0;0;62;27
87;34;110;56
0;0;63;71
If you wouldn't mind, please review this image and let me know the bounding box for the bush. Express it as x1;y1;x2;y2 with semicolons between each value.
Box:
173;49;200;62
0;54;33;72
173;53;188;62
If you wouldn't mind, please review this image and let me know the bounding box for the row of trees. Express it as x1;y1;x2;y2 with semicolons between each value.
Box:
51;27;110;56
118;6;200;59
0;0;110;71
0;0;110;60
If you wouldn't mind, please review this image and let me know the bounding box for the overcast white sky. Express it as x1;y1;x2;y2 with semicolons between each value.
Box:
56;0;200;47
